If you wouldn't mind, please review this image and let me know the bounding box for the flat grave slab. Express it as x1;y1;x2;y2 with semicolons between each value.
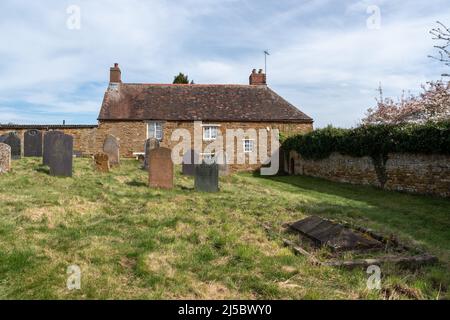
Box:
289;216;383;251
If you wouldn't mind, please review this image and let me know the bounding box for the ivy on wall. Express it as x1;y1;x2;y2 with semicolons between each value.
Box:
282;121;450;187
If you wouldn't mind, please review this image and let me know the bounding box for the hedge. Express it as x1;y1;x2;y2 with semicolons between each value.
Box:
282;121;450;160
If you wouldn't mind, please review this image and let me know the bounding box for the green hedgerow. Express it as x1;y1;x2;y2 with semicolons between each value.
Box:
282;121;450;160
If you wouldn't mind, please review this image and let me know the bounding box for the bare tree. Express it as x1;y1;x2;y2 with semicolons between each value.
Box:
429;21;450;75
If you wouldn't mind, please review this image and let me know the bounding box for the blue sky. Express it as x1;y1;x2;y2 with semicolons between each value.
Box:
0;0;449;127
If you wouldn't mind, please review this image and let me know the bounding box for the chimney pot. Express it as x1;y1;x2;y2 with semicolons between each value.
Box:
249;68;266;85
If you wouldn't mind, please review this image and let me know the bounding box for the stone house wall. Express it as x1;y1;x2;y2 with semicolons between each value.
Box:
1;121;312;172
287;150;450;197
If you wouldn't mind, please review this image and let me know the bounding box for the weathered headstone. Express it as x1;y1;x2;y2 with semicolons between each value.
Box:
0;143;11;174
143;138;160;170
48;134;73;177
194;163;219;192
24;129;43;157
289;216;383;251
148;147;173;189
182;149;199;176
103;134;120;166
94;153;110;173
43;131;64;166
0;133;21;159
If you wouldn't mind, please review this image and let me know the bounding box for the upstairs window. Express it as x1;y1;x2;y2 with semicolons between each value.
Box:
203;126;218;141
147;122;163;140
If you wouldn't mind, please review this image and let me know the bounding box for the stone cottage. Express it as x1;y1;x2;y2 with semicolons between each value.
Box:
0;63;313;172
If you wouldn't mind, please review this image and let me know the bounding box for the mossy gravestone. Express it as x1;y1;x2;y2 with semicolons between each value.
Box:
0;143;11;174
48;134;73;177
0;133;21;159
24;129;43;157
43;131;64;166
194;163;219;192
148;147;173;189
103;134;120;166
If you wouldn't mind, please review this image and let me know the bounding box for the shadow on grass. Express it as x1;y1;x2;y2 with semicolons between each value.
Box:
126;180;147;187
250;172;450;252
35;166;50;174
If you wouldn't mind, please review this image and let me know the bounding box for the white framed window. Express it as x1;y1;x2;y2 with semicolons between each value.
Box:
147;121;163;140
243;139;255;153
203;125;219;141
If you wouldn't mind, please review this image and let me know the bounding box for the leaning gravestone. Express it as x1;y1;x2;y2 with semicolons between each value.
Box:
0;143;11;174
94;153;110;173
103;134;120;166
182;149;199;176
24;129;43;157
194;163;219;192
148;147;173;189
143;138;160;170
48;134;73;177
0;133;21;159
43;131;64;166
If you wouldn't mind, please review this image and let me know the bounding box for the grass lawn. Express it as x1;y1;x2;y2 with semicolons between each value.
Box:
0;158;449;300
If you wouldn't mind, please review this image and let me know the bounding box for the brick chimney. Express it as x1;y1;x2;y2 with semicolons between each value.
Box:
110;63;121;83
249;68;266;85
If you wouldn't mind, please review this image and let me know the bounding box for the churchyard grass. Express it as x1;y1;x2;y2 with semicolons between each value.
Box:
0;158;449;299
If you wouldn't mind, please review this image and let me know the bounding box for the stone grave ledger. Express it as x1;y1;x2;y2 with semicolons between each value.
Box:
24;129;43;157
0;133;21;159
0;143;11;174
94;153;110;172
182;149;199;176
43;131;64;166
148;147;173;189
143;138;160;170
290;216;383;251
103;135;120;166
194;163;219;192
48;134;73;177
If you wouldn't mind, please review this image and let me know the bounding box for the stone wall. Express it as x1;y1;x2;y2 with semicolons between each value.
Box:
0;126;98;156
287;151;450;197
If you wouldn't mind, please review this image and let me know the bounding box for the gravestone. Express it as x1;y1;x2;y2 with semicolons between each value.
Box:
94;153;110;173
43;131;64;166
194;163;219;192
143;138;160;170
24;129;43;157
103;135;120;166
289;216;383;252
148;147;173;189
182;149;199;176
48;134;73;177
0;133;21;159
0;143;11;174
